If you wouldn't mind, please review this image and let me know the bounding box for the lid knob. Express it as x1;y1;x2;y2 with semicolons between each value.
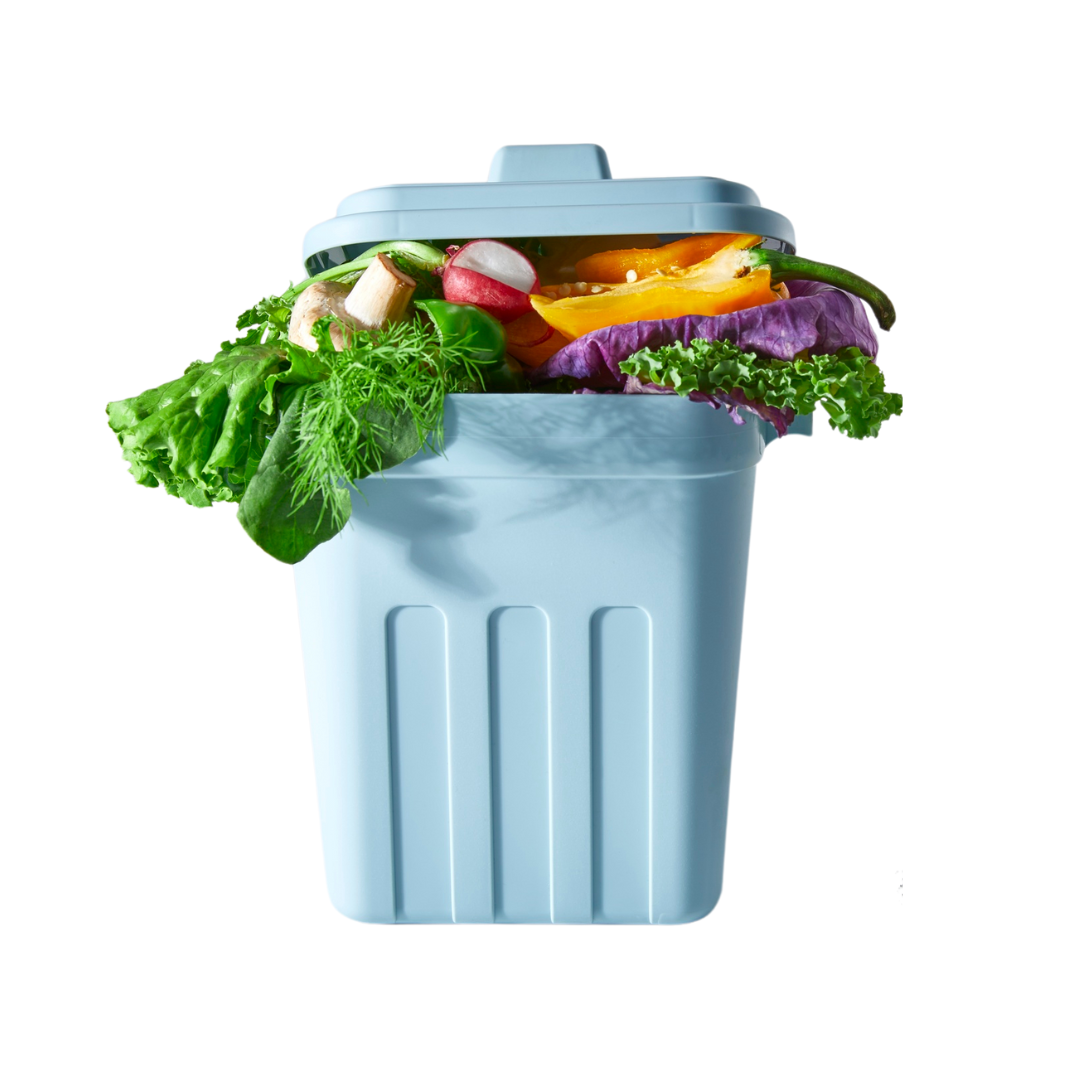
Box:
488;143;612;183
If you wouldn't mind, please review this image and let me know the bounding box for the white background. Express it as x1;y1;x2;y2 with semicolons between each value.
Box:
2;1;1076;1076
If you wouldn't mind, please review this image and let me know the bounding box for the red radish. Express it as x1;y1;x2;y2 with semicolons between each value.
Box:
441;239;541;323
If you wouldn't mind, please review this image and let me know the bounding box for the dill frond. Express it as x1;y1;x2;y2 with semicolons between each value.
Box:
290;315;486;528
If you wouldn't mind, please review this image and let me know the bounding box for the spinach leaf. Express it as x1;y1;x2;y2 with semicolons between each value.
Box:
237;388;428;564
236;388;350;565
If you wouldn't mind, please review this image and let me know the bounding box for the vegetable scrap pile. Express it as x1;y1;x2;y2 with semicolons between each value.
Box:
107;232;901;563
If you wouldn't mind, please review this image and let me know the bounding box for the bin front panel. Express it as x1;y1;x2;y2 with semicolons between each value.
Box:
293;397;763;924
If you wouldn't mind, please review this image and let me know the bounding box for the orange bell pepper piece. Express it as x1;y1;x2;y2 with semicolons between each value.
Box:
575;233;750;283
503;310;570;368
531;236;777;341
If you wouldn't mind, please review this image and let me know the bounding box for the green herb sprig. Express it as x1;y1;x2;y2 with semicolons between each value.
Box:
289;315;487;529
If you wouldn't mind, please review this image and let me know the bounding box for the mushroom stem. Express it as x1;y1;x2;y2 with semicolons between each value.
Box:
343;254;416;331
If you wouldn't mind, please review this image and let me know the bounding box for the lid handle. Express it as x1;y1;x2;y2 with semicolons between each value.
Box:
488;144;612;183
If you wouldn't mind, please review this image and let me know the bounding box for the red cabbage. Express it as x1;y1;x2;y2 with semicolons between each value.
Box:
530;283;879;390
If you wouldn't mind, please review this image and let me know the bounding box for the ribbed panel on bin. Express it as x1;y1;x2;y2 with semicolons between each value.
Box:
386;607;452;922
293;395;792;924
591;607;651;923
378;605;656;923
489;607;551;922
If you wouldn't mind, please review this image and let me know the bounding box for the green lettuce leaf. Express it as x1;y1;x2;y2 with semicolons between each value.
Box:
106;344;289;506
620;339;903;439
259;345;331;415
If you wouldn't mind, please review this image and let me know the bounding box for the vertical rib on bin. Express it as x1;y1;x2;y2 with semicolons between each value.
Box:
590;607;652;923
548;610;594;923
386;606;453;923
445;608;496;923
489;607;552;922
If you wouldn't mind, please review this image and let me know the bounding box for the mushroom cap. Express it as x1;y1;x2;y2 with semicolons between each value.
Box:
287;281;352;351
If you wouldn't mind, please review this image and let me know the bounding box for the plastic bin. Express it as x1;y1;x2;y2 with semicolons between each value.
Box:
293;145;808;923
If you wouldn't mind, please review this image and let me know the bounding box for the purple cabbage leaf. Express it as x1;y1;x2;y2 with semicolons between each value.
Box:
530;283;878;390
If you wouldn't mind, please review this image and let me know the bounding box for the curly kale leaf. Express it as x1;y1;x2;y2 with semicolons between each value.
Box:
620;339;903;439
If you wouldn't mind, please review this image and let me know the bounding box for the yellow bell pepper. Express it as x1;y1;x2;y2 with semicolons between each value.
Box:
530;236;776;340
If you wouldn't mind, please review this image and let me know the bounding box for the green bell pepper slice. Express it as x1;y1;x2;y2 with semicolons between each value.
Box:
416;299;527;391
415;300;506;364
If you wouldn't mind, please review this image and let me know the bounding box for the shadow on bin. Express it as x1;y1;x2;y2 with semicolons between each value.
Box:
346;481;497;598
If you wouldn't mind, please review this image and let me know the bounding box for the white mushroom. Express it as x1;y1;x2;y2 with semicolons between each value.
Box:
287;255;418;353
287;281;352;352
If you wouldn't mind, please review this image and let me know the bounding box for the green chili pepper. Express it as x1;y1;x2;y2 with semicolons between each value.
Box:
745;248;896;330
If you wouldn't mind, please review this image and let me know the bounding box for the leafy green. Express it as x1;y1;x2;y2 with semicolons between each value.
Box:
106;240;517;563
107;289;489;564
106;344;291;507
289;315;486;531
234;313;487;563
232;298;291;339
259;347;331;414
620;339;903;439
236;388;350;564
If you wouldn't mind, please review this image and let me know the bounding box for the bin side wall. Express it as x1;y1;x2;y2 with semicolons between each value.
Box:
651;468;756;924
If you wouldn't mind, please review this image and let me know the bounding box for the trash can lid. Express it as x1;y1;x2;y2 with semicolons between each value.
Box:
302;144;796;269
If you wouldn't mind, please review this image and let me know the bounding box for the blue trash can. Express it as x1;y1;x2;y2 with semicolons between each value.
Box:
293;146;810;923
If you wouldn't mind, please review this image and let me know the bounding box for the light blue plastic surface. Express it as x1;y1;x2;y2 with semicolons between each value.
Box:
302;144;796;261
293;396;810;924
